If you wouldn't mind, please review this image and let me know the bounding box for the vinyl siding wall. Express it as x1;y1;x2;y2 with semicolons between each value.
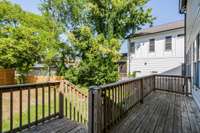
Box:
186;0;200;52
128;28;184;77
185;0;200;108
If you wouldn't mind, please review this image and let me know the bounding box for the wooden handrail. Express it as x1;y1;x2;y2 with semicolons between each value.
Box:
98;74;156;89
63;80;88;98
0;82;60;92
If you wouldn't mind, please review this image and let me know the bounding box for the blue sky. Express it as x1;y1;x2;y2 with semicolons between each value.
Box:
11;0;41;14
11;0;183;53
146;0;183;26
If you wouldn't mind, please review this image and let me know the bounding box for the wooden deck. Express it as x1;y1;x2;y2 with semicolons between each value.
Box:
21;118;87;133
110;91;200;133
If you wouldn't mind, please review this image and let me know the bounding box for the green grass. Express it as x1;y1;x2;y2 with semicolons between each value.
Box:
2;102;58;132
2;95;88;132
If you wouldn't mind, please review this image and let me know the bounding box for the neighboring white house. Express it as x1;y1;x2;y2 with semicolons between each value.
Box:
127;20;185;77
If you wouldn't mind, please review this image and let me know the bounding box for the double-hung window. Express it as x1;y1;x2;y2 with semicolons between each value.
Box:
165;36;172;51
149;39;155;52
130;42;135;54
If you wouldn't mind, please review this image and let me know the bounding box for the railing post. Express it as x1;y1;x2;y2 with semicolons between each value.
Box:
154;75;156;91
185;77;189;96
88;86;101;133
59;81;64;118
0;90;2;133
59;92;64;118
140;79;144;104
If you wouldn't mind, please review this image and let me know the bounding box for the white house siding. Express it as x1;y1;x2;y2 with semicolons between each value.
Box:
186;0;200;53
184;0;200;109
128;28;184;77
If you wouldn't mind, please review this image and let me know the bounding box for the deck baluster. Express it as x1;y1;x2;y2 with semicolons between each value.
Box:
19;87;22;129
35;86;38;124
42;85;45;122
48;84;51;117
0;90;2;133
10;90;13;131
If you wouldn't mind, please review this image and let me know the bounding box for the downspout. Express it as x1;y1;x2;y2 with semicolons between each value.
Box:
184;13;187;76
184;12;188;95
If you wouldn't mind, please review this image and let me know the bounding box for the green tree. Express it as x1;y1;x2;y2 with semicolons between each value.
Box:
41;0;154;86
65;26;120;86
0;0;61;82
86;0;154;39
55;42;76;76
41;0;154;38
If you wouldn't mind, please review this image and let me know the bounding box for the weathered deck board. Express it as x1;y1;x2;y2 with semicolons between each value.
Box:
21;118;87;133
110;91;200;133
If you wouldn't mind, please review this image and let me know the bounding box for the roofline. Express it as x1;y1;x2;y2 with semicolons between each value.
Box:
127;27;184;39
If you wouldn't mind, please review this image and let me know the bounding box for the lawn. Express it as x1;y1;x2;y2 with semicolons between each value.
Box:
3;103;57;132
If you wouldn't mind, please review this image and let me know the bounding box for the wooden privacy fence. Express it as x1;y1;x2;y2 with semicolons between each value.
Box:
0;80;88;133
88;74;191;133
25;76;64;83
0;69;15;85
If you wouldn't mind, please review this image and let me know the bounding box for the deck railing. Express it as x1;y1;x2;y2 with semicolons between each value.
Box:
88;74;191;133
0;82;60;133
0;75;191;133
0;80;88;133
155;75;191;94
59;80;88;125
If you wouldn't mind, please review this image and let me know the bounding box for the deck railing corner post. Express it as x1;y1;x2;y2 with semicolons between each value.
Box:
0;89;2;133
88;86;101;133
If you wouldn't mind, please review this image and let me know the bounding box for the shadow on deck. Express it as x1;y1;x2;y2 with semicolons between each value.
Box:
22;118;87;133
110;91;200;133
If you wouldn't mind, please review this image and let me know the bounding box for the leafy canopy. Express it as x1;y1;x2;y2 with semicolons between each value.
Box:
86;0;153;38
65;26;120;86
41;0;154;86
0;0;61;74
41;0;154;38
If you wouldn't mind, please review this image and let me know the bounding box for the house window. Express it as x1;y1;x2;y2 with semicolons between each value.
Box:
165;36;172;51
149;39;155;52
130;42;135;54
